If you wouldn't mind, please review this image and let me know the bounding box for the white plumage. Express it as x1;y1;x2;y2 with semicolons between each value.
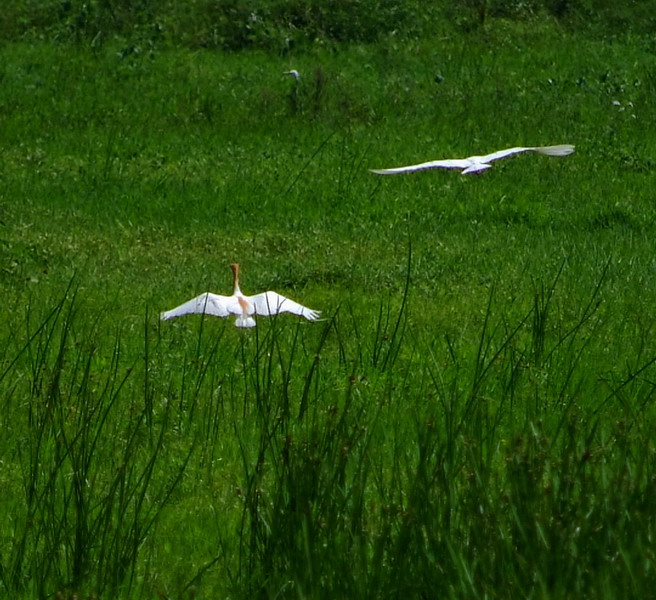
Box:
283;69;300;81
370;144;575;175
161;264;321;328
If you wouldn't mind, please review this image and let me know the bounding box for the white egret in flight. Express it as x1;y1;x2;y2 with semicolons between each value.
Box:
161;263;321;328
370;144;575;175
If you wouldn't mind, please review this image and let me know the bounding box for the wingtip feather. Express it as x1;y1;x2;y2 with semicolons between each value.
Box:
537;144;575;156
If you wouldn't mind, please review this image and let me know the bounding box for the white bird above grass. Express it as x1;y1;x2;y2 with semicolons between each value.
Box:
284;69;300;81
370;144;575;175
161;263;321;328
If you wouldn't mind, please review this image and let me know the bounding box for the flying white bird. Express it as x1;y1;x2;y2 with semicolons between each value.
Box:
161;263;321;328
370;144;575;175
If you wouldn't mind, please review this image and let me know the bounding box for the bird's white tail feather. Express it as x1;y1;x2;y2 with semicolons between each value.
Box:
536;144;575;156
236;316;257;328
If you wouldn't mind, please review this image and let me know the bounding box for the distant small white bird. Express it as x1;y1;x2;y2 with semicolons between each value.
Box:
370;144;575;175
284;69;300;81
283;69;302;113
161;263;320;328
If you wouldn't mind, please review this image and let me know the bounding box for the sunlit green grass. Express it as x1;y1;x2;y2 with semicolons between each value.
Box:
1;18;656;599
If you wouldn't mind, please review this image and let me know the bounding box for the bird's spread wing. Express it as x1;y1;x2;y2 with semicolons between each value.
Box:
479;147;533;163
250;291;321;321
160;292;239;320
370;158;470;175
481;144;575;163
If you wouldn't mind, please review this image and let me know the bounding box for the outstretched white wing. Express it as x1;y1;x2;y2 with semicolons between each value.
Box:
481;144;575;163
479;147;534;163
160;292;239;320
250;291;321;321
370;158;470;175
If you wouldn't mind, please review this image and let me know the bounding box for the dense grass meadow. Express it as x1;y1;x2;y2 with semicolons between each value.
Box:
2;2;656;598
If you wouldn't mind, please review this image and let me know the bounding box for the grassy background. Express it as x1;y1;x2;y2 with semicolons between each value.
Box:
1;3;656;598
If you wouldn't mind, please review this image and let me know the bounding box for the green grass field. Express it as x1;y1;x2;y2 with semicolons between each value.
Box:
1;5;656;598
